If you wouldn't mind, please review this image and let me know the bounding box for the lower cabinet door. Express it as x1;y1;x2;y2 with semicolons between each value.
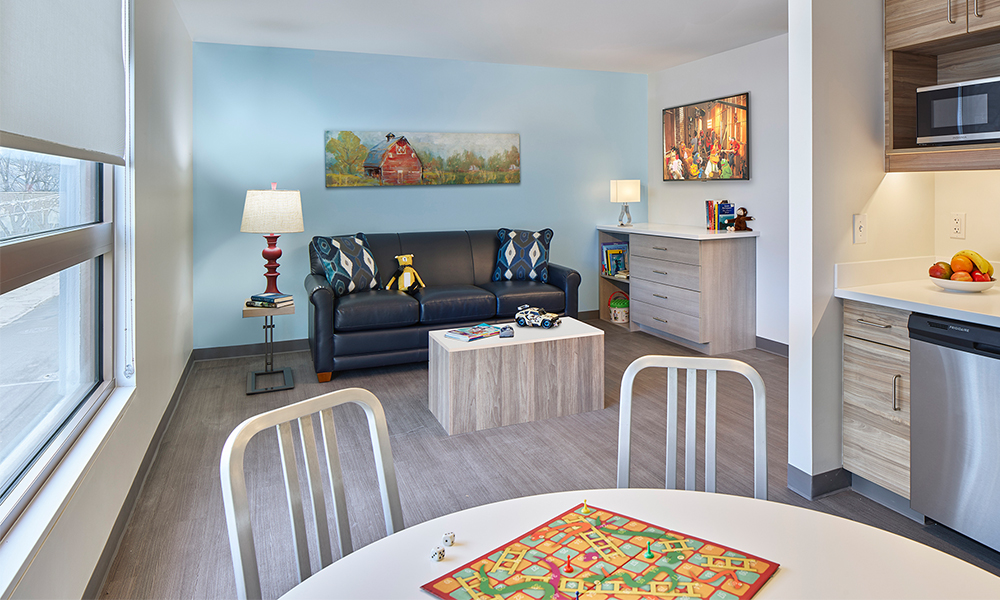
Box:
842;334;911;499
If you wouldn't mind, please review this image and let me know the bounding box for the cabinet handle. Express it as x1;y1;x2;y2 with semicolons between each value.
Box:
653;293;669;299
947;0;956;23
652;246;669;251
892;374;902;411
653;270;669;275
975;0;983;17
857;318;891;329
653;317;669;324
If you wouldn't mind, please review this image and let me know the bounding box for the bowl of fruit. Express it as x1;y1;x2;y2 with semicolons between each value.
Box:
928;250;995;292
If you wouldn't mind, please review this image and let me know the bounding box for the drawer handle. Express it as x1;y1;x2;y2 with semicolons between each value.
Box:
652;246;669;251
975;0;983;17
857;318;890;329
653;293;669;299
653;270;669;275
653;317;668;324
948;0;955;23
892;374;901;411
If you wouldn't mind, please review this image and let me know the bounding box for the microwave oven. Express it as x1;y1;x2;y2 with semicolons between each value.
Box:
916;76;1000;145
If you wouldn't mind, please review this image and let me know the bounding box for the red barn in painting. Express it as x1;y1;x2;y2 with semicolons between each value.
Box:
363;133;423;185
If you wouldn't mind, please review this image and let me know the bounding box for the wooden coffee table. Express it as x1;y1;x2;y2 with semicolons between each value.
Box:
428;317;604;435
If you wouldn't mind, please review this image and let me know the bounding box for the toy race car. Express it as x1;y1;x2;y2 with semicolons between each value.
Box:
514;304;561;329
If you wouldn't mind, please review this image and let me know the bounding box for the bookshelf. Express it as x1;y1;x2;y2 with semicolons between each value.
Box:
598;229;640;332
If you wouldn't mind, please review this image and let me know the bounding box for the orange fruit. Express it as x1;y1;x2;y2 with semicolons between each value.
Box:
951;255;974;273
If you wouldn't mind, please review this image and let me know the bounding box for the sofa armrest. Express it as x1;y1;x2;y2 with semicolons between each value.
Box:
305;273;336;376
547;263;580;318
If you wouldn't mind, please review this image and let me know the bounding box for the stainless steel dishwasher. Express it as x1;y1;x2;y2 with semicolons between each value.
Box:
909;313;1000;551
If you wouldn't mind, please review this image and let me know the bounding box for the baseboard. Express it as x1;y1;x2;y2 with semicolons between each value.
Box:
851;473;924;523
755;336;788;357
578;310;599;321
787;464;852;500
83;352;195;600
191;337;310;361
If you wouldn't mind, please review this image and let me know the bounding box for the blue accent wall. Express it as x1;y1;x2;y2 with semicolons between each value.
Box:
193;43;647;348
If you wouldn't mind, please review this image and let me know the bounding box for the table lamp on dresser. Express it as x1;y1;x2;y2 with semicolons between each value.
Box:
611;179;640;227
240;182;304;295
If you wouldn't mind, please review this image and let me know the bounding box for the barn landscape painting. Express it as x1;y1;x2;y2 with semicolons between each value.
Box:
324;131;520;187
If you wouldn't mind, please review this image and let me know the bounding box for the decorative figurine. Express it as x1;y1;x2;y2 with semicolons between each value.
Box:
732;207;754;231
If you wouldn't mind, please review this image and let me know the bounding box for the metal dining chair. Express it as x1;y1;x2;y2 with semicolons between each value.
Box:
616;355;767;500
220;387;404;600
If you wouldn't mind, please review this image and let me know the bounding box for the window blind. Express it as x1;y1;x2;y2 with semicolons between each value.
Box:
0;0;126;165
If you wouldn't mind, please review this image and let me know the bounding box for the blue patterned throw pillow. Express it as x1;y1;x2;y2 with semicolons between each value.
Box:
313;234;381;297
493;228;553;283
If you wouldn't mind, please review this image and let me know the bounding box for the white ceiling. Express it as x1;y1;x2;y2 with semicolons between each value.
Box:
171;0;788;74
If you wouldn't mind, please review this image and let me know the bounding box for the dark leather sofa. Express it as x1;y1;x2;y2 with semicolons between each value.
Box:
305;230;581;381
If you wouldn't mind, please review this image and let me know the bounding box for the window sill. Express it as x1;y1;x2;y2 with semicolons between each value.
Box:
0;384;135;596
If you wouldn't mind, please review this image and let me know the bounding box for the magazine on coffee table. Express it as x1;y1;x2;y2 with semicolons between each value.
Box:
444;323;501;342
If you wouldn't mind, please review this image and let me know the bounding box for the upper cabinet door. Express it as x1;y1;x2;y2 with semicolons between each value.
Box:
886;0;969;49
967;0;1000;32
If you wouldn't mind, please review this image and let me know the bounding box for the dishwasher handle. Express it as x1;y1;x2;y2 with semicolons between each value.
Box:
973;342;1000;358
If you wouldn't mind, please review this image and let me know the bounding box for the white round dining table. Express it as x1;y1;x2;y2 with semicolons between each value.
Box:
281;488;1000;599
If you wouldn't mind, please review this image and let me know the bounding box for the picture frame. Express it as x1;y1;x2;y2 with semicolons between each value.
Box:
662;92;749;181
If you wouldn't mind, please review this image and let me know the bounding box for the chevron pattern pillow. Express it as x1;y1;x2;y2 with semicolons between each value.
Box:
313;233;381;297
493;228;553;283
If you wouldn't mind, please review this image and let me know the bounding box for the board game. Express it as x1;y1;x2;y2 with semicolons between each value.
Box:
422;503;778;600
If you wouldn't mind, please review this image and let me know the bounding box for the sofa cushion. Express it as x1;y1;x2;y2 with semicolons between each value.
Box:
334;289;419;331
477;280;566;317
314;234;382;297
413;285;497;325
493;228;553;283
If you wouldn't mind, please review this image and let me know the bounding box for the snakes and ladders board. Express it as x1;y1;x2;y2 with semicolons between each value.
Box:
421;503;778;600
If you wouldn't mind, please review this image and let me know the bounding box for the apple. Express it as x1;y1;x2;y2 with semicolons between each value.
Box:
929;262;954;279
951;271;974;282
972;270;991;282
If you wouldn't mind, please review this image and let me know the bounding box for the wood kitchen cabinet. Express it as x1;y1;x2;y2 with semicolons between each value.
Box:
885;0;1000;171
842;299;912;499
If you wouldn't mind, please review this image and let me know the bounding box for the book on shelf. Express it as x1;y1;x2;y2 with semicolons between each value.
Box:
250;292;293;303
444;323;502;342
246;299;293;309
600;241;629;276
717;202;735;230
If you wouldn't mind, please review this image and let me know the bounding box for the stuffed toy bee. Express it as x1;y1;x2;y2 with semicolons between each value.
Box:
386;254;425;293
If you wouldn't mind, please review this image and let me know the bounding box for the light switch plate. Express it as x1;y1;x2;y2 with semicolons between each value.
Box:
853;214;867;244
951;212;966;239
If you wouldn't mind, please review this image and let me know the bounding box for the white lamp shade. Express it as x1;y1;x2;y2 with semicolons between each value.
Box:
240;189;304;233
610;180;641;204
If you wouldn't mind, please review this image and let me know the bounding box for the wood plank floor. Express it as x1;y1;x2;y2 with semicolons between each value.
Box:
99;320;1000;599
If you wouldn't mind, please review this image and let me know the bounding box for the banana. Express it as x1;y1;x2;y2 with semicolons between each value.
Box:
955;249;994;277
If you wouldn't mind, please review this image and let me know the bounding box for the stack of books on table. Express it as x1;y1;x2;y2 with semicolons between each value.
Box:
444;323;501;342
246;293;293;308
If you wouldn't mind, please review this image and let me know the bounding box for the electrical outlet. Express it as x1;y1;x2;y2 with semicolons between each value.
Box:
853;214;867;244
951;212;966;239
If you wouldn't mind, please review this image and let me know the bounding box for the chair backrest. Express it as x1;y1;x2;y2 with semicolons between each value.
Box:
220;388;404;600
616;355;767;500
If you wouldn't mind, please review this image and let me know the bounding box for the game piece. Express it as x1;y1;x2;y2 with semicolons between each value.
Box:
442;532;455;547
421;502;779;600
644;541;654;559
430;546;445;561
581;500;591;514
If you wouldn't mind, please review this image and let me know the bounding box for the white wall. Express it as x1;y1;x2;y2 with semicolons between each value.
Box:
934;171;1000;263
647;35;790;345
9;0;194;595
787;0;935;479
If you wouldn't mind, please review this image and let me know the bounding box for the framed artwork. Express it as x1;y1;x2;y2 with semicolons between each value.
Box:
662;92;749;181
325;131;520;187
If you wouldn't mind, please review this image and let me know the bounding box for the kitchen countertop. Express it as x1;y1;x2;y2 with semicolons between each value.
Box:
597;222;759;240
835;257;1000;329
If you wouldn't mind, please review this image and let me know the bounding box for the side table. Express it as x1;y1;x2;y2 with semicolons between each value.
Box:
242;299;295;395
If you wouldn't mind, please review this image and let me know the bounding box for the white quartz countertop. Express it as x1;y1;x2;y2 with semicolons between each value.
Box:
597;222;759;240
834;257;1000;329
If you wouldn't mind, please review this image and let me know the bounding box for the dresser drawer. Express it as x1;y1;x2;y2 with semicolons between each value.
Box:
629;277;700;318
630;234;700;265
843;299;910;351
632;300;705;343
631;256;700;291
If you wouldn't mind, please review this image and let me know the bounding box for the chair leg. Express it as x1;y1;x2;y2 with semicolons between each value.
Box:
317;372;333;383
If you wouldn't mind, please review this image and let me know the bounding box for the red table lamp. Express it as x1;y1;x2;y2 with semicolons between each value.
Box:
240;183;304;295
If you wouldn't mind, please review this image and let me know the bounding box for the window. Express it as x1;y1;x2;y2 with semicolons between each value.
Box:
0;147;113;518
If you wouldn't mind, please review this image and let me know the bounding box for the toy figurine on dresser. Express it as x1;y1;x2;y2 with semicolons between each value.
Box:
729;207;754;232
